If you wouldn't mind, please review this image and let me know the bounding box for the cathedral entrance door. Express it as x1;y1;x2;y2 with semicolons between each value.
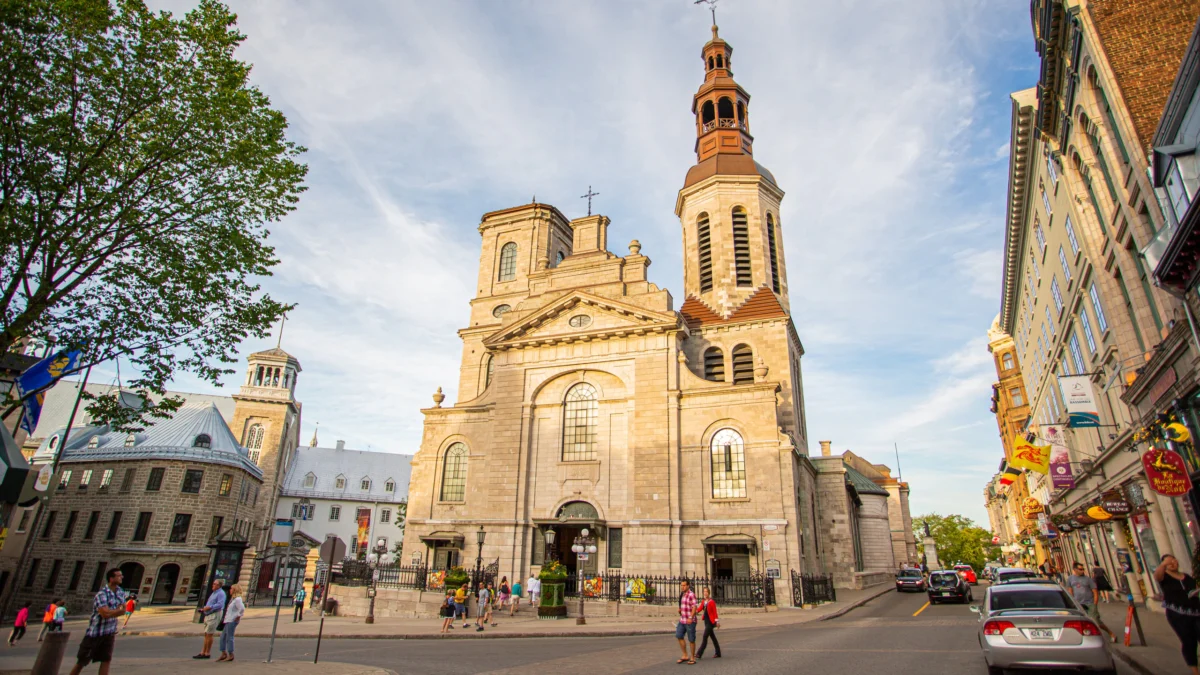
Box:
555;526;600;578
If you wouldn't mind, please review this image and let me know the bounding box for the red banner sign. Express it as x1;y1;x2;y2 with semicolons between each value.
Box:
1143;447;1193;497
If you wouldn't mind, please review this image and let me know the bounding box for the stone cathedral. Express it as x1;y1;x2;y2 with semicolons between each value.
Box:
402;25;828;596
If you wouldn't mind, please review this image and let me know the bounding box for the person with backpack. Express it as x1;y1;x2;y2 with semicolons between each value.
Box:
292;586;307;622
695;587;721;660
439;591;454;634
9;601;31;646
37;599;58;642
52;602;67;631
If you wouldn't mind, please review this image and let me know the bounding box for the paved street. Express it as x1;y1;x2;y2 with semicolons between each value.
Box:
0;586;1141;674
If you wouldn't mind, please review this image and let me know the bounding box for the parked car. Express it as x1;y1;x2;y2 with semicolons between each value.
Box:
896;568;926;592
928;570;973;604
972;582;1116;675
993;567;1041;585
954;564;978;585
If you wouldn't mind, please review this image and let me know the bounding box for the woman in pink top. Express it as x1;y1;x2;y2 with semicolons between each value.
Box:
9;601;31;646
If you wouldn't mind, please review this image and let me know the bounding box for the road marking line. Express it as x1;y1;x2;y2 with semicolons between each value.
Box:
912;601;930;617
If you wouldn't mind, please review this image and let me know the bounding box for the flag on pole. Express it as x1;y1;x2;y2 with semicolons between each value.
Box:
1010;437;1052;474
15;349;83;435
999;463;1022;485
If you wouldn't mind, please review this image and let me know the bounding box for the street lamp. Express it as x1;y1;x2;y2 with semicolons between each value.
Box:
544;528;556;562
571;528;597;625
364;536;388;625
473;526;487;595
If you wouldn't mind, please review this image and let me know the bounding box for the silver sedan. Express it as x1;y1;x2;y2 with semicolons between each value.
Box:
971;582;1117;674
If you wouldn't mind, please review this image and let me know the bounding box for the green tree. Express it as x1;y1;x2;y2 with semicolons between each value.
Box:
0;0;306;429
913;513;998;572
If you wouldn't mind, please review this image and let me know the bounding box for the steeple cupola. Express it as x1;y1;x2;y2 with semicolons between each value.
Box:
693;24;752;163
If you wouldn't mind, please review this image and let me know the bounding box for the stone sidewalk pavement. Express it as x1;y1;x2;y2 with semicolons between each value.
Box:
110;585;891;640
1095;599;1192;675
0;657;394;675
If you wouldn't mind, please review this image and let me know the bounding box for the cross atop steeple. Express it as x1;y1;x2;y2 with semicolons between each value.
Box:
580;186;600;216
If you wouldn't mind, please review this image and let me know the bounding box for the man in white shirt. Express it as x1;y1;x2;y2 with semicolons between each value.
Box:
527;574;541;608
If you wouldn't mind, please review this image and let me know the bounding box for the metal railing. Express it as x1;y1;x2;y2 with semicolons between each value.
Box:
790;570;836;606
338;560;428;591
562;571;771;608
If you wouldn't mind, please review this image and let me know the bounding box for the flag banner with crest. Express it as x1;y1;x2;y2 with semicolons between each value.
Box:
1011;437;1051;474
15;350;83;435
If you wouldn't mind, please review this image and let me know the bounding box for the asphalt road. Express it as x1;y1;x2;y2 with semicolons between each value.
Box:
10;586;1138;674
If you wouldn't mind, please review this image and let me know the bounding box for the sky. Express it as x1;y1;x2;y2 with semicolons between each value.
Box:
119;0;1040;527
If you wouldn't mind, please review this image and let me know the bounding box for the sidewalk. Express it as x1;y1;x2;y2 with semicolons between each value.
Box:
1095;600;1192;675
108;585;892;640
0;657;394;675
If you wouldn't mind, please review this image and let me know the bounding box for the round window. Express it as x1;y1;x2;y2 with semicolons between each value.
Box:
492;304;511;318
568;315;592;328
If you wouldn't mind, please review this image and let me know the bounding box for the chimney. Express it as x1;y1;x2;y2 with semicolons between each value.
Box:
819;440;832;457
336;440;345;450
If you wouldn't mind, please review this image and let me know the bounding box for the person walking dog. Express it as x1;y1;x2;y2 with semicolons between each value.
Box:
67;568;127;675
1155;554;1200;675
695;587;721;660
217;584;245;662
675;579;699;665
194;579;226;659
293;586;307;622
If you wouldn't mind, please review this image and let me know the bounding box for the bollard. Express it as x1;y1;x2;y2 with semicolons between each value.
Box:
31;631;70;675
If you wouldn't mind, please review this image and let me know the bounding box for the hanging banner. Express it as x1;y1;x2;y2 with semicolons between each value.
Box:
1043;424;1075;489
1059;375;1100;428
355;507;371;554
1143;447;1193;497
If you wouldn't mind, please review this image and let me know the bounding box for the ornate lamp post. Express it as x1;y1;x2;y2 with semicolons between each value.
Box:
544;528;556;562
473;526;487;594
364;536;388;624
571;528;597;625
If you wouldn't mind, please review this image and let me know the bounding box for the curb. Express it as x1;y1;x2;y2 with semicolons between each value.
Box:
817;585;895;621
1110;647;1159;675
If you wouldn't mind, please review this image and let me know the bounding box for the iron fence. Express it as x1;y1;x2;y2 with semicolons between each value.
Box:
790;570;836;606
338;560;428;590
562;571;771;608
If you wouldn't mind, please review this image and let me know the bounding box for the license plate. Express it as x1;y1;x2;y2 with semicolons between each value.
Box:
1028;628;1054;640
939;592;950;596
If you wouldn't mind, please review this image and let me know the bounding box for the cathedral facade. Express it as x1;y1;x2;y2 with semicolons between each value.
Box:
402;25;824;596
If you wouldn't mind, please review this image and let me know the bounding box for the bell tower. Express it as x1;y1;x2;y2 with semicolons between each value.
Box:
676;23;790;317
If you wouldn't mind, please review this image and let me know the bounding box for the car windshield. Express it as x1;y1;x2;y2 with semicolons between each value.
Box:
898;571;922;579
930;574;958;587
990;589;1073;611
999;571;1036;583
954;566;972;572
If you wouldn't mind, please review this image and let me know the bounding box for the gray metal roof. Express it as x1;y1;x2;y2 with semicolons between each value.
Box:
844;464;890;497
27;380;235;442
281;446;412;502
31;403;261;477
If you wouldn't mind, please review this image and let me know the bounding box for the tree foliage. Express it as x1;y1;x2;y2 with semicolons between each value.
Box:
913;513;999;572
0;0;305;429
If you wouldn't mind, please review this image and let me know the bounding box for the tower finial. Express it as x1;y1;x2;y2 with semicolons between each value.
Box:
276;312;287;348
309;422;319;447
694;0;718;34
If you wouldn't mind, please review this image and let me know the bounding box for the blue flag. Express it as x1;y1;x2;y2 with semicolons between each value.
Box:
15;350;83;435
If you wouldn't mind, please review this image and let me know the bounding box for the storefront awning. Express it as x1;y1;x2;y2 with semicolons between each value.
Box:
420;531;464;548
702;534;758;547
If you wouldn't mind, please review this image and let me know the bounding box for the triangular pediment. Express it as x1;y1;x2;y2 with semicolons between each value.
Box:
483;291;680;349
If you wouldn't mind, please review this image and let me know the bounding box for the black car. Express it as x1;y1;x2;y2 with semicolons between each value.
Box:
895;569;926;592
927;570;972;604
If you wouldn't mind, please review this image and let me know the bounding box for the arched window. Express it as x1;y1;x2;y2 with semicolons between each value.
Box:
556;251;565;266
703;347;725;382
562;383;598;461
697;212;713;292
711;428;747;499
766;213;780;293
440;443;468;501
707;56;714;70
1002;353;1014;371
736;100;745;125
731;344;754;384
124;434;136;448
701;101;715;131
731;207;751;286
716;54;724;69
717;97;734;122
498;242;518;281
193;434;212;449
484;354;494;388
360;478;371;491
255;365;264;385
492;304;511;318
48;435;60;452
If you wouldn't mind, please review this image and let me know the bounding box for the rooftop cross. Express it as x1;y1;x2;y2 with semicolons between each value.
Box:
276;312;287;348
694;0;717;26
580;185;600;216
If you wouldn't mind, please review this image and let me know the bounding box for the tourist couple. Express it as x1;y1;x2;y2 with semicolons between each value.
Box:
675;579;720;665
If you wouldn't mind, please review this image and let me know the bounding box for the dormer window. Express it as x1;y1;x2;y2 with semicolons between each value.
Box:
385;479;395;493
335;475;346;490
360;478;371;491
303;472;316;489
48;435;60;452
193;434;212;449
124;434;136;448
87;436;99;449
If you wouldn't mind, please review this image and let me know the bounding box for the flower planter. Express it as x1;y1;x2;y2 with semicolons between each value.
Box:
537;581;567;619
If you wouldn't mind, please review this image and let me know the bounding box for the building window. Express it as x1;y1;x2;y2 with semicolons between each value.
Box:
1002;353;1014;371
1058;246;1072;282
124;434;135;447
193;434;211;449
82;511;99;540
1010;388;1024;407
384;479;395;493
703;347;725;382
1089;282;1108;332
1041;187;1052;215
697;212;713;293
381;508;391;524
1061;355;1071;377
732;207;752;287
304;473;316;489
79;469;92;489
335;476;346;490
44;560;62;590
16;509;32;533
498;242;518;281
105;511;122;540
87;436;98;449
731;344;754;385
329;505;341;521
439;443;468;502
132;512;152;542
218;474;232;496
766;213;781;293
608;527;623;568
562;383;598;461
62;511;78;540
556;250;566;266
57;470;71;490
1035;224;1047;250
1030;251;1040;279
711;428;747;499
99;469;113;490
1069;332;1086;374
1046;154;1058;183
246;423;265;451
1079;308;1097;353
181;469;204;494
119;467;135;492
48;435;60;453
169;514;192;543
1166;160;1192;223
67;560;85;591
483;354;494;388
89;562;107;593
210;516;223;540
1051;277;1063;312
1045;306;1055;336
291;502;313;520
1065;216;1080;255
40;511;56;539
24;560;39;588
146;467;164;491
361;478;371;491
492;304;511;318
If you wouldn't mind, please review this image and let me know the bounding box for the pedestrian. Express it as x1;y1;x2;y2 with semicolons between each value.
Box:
217;584;245;662
193;579;226;659
1092;561;1114;602
527;573;541;608
1155;553;1200;675
52;601;67;632
675;579;699;665
439;591;454;634
1065;561;1116;642
9;601;31;646
510;578;523;616
293;585;307;622
455;583;469;628
66;568;127;675
486;581;499;627
694;586;721;660
312;583;323;608
497;577;511;619
36;599;56;642
476;582;492;632
121;595;136;629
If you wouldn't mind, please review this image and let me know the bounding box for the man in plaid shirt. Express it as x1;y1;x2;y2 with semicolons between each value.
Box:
675;579;699;664
68;568;127;675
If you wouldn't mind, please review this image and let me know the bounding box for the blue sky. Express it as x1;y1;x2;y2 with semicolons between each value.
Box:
129;0;1038;526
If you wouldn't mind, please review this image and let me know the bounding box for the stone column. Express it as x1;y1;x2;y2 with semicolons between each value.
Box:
923;535;940;570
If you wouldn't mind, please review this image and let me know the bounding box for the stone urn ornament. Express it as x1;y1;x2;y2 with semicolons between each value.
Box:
754;356;769;382
432;387;445;407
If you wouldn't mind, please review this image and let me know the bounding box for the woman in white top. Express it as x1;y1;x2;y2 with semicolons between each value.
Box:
218;584;245;662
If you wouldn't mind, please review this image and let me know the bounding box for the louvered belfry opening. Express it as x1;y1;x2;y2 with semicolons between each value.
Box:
732;208;751;286
703;347;725;381
697;212;713;292
767;213;780;293
731;344;754;384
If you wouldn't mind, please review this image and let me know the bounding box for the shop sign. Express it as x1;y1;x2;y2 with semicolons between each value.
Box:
1146;367;1178;405
1099;491;1131;518
1059;375;1101;428
1045;425;1075;489
1073;512;1098;526
1021;497;1044;520
1085;504;1113;521
1143;447;1193;497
